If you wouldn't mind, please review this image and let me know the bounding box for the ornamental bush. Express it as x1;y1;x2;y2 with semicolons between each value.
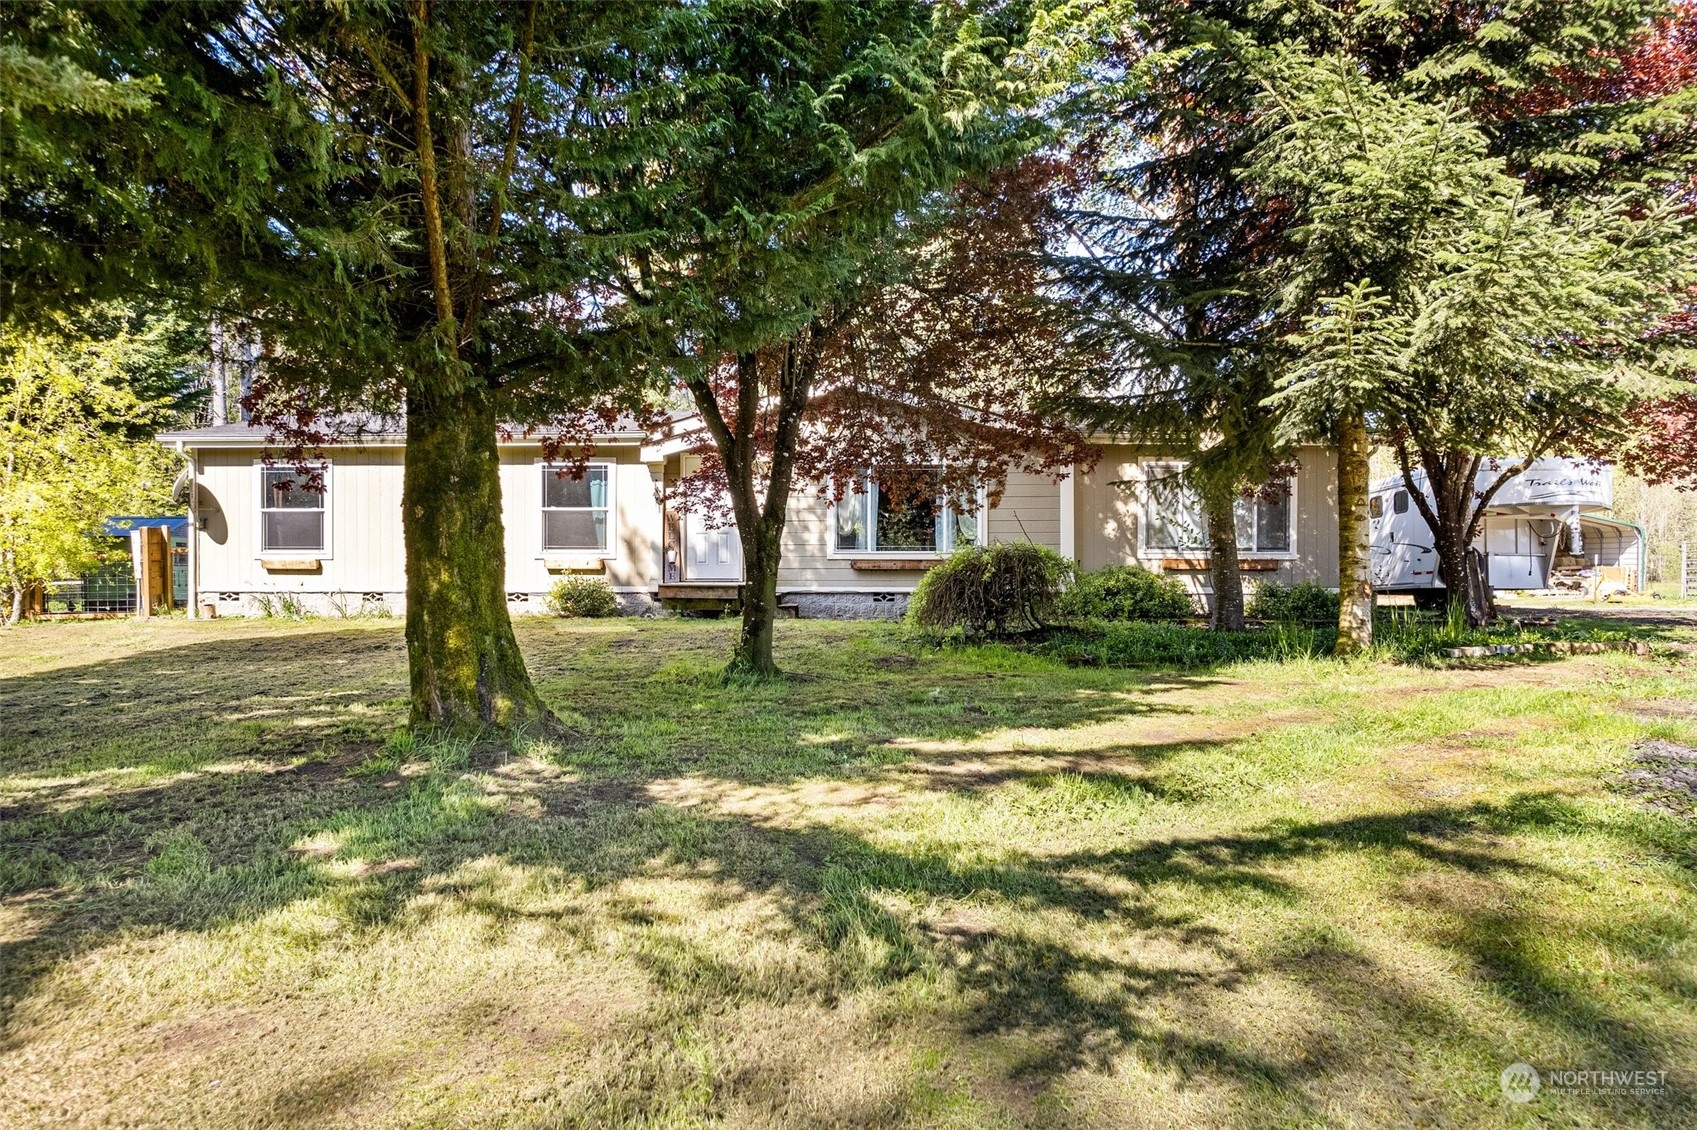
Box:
545;576;620;618
908;542;1072;636
1248;580;1339;624
1061;565;1193;622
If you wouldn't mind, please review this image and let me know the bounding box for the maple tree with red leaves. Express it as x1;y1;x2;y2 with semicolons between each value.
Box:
672;162;1095;674
1521;1;1697;487
1573;1;1697;487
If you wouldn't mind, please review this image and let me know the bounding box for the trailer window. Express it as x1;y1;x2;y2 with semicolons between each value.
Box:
1369;496;1384;519
1392;490;1409;515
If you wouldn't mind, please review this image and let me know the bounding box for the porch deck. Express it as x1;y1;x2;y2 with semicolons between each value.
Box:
658;581;743;614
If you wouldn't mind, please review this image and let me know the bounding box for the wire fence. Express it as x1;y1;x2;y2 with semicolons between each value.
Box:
43;560;137;615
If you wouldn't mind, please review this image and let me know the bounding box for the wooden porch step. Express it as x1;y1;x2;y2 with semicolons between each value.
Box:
659;582;743;614
659;583;742;601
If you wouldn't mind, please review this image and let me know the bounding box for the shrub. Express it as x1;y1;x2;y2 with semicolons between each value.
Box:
908;542;1072;636
546;576;620;618
1061;565;1193;622
1248;581;1339;624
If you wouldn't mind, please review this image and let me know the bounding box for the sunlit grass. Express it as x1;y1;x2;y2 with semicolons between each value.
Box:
1;616;1694;1128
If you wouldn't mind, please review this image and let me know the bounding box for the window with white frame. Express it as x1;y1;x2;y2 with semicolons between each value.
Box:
1234;488;1291;552
1142;464;1292;554
833;470;980;554
542;463;612;553
260;466;327;554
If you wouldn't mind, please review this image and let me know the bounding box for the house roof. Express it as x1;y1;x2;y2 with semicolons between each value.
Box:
158;414;650;448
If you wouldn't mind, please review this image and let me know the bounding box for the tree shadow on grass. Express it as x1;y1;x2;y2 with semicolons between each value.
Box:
0;624;1220;790
2;622;1692;1124
3;759;1691;1124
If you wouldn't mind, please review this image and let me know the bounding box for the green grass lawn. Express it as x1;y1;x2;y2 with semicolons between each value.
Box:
2;617;1694;1128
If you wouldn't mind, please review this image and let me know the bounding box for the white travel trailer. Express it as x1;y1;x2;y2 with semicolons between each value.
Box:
1369;458;1646;604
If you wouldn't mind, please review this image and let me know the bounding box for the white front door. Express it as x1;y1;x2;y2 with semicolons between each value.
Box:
686;517;741;580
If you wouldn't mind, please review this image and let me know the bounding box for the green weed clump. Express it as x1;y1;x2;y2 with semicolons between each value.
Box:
908;542;1071;636
1372;604;1631;662
1060;565;1194;622
1038;621;1333;668
1030;606;1635;669
253;592;310;619
1249;580;1340;624
546;576;620;618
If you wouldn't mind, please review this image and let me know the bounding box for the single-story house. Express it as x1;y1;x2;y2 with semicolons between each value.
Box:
157;418;1340;618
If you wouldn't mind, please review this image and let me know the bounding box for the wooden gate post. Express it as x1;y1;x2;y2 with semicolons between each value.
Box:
132;526;170;617
132;529;149;618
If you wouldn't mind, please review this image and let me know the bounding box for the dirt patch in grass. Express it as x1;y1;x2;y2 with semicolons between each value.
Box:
1622;739;1697;817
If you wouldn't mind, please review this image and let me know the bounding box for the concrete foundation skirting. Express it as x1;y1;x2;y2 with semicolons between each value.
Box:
207;589;665;618
211;591;404;619
206;589;912;622
781;591;910;621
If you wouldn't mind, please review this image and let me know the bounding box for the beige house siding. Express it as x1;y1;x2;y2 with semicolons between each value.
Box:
182;434;1338;616
772;470;1065;593
776;486;868;590
190;442;659;615
498;446;663;595
193;447;409;603
986;472;1063;550
1073;443;1338;596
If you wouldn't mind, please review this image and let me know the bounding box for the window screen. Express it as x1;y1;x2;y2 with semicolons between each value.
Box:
542;465;610;552
260;468;326;553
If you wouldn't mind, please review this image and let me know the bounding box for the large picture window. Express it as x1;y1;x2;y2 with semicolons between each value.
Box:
833;471;979;554
542;464;612;553
260;467;327;554
1142;464;1292;554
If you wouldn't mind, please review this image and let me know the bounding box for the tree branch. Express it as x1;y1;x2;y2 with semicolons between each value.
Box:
463;0;538;345
762;329;818;524
410;0;455;334
1395;438;1446;547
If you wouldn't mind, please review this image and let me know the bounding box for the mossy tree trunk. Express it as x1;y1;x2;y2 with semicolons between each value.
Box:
396;10;548;729
1201;484;1245;630
403;383;550;729
1334;410;1374;654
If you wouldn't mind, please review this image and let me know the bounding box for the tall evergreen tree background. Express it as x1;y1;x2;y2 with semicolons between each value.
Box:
3;0;1693;674
1034;0;1697;641
2;1;1043;704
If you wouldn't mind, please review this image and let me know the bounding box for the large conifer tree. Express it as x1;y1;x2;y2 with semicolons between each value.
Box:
4;1;703;727
1040;0;1697;643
